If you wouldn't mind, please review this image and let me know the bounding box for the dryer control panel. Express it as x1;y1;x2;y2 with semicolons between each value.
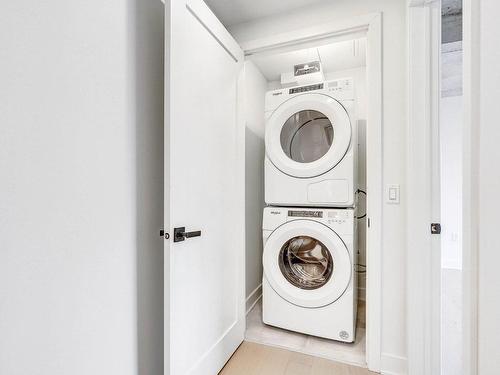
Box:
265;78;354;113
289;83;324;94
325;78;353;93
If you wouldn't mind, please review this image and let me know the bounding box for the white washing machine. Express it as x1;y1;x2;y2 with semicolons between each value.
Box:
262;206;357;342
265;78;357;207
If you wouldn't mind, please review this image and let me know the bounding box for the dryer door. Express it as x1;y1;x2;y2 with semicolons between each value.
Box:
263;219;352;308
265;93;351;178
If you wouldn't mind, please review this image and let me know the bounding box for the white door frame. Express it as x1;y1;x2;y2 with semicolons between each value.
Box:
461;0;479;373
239;13;383;372
407;1;441;374
407;0;478;374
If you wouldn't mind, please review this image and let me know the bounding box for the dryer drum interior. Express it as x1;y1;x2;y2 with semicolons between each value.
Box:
280;110;334;164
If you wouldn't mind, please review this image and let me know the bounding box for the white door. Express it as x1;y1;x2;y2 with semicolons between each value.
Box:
164;1;245;374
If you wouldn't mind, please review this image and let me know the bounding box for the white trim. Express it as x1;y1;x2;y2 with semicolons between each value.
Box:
407;2;441;374
381;353;408;375
429;3;442;374
246;284;262;315
407;2;480;375
236;34;247;341
408;0;440;7
461;0;479;374
185;0;243;62
241;13;383;372
163;3;172;374
364;14;383;373
240;13;379;56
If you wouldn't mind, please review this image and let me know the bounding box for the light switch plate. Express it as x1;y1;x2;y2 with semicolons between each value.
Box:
387;184;400;204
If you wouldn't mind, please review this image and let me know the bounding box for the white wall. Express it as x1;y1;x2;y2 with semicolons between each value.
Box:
243;61;267;309
230;1;408;372
475;0;500;372
0;1;164;374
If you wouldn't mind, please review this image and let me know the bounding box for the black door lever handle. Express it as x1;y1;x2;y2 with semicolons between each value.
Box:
184;230;201;238
174;227;202;242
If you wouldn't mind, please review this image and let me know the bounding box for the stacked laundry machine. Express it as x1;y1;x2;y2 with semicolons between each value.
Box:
262;78;359;342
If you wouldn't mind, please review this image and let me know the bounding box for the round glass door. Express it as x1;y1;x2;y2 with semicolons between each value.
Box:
265;94;352;178
263;219;352;308
279;235;333;290
280;110;334;163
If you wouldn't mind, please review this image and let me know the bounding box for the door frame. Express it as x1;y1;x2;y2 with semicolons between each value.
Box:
407;0;478;374
239;13;383;372
407;1;441;374
461;0;479;373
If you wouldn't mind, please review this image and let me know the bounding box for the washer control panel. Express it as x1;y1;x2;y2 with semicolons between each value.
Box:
263;207;354;234
287;210;323;218
327;210;350;225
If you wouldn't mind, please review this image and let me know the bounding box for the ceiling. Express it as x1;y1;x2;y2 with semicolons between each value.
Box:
204;0;328;26
248;39;367;83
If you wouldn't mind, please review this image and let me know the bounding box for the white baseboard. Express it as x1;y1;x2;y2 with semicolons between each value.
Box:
246;284;262;314
381;353;408;375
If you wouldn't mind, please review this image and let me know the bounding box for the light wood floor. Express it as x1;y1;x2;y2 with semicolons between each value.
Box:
220;341;376;375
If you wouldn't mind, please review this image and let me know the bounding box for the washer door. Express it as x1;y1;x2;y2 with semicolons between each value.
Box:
265;93;351;178
263;219;352;308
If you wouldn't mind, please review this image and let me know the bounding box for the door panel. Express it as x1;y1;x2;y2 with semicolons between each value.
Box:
164;1;244;374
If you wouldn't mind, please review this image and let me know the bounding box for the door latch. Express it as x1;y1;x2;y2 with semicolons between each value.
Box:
174;227;202;242
431;223;441;234
160;230;170;240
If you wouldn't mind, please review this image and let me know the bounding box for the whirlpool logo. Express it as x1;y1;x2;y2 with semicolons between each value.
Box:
270;211;281;215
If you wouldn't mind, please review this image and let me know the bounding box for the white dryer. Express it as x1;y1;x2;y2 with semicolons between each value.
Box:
262;206;357;342
265;78;357;207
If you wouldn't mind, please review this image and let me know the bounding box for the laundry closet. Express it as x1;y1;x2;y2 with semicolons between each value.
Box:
163;1;383;374
243;37;369;366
